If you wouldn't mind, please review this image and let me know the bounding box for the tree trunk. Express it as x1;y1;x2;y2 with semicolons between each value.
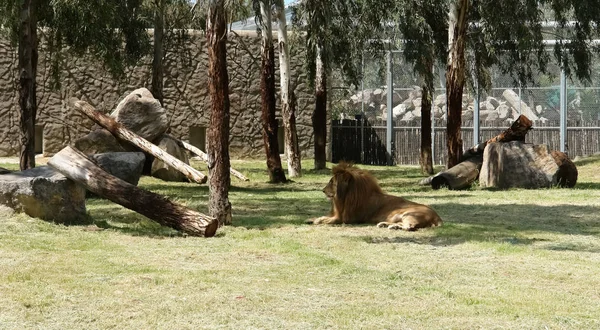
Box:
259;0;287;183
72;100;208;184
151;0;165;105
175;137;249;181
420;83;434;175
275;0;301;178
18;0;38;170
313;43;327;170
445;0;470;168
49;146;218;237
207;0;232;225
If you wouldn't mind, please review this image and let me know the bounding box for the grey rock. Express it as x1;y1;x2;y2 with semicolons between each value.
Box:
73;128;127;155
0;166;88;224
90;152;145;186
151;135;189;182
479;141;559;189
111;88;168;143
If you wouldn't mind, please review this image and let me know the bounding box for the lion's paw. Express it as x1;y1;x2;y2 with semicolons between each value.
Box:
376;222;389;228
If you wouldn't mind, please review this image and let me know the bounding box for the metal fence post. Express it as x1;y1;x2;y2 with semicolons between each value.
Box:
386;48;394;165
560;69;567;153
474;77;480;145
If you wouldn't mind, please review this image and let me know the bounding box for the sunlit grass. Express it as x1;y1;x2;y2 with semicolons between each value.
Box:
1;156;600;329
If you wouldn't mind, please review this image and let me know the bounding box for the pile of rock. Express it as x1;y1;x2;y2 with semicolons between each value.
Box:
74;87;190;182
0;88;191;224
346;87;581;123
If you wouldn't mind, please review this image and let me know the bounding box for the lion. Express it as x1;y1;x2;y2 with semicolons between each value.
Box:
307;162;442;230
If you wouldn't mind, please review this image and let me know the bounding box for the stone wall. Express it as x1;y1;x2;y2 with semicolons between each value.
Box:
0;30;316;159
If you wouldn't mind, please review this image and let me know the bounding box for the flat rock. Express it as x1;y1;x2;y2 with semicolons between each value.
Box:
0;166;88;224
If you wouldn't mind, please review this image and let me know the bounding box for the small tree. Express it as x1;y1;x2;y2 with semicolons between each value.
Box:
292;0;364;170
254;0;287;183
274;0;301;177
206;0;232;225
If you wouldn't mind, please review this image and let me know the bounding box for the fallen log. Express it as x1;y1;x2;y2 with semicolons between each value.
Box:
171;136;249;182
429;115;533;190
72;99;207;184
48;146;218;237
431;154;483;190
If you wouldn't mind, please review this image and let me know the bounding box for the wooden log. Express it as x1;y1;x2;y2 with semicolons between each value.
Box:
431;154;483;190
48;146;218;237
462;114;533;158
173;136;249;182
72;99;207;184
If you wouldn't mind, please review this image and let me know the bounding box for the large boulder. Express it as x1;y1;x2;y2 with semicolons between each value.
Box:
0;166;88;224
110;88;168;143
89;152;145;186
73;128;128;155
479;141;560;189
150;135;189;182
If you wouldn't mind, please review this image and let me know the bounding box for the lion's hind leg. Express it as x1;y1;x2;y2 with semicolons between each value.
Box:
378;213;421;231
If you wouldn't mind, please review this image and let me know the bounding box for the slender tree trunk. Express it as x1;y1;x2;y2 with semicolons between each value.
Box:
18;0;38;170
151;0;165;105
207;0;232;225
313;43;327;170
445;0;469;168
259;0;286;183
275;0;301;178
420;83;434;175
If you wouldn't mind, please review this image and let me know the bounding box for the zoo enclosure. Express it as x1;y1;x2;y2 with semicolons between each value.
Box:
329;49;600;165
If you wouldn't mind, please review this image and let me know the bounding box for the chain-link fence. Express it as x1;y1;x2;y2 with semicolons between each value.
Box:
331;49;600;165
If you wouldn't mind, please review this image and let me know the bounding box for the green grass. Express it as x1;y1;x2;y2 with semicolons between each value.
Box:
1;157;600;329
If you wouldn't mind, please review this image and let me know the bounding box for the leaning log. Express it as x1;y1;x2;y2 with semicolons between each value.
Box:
430;115;533;190
431;154;483;190
72;99;207;184
49;146;218;237
173;136;249;182
463;114;533;157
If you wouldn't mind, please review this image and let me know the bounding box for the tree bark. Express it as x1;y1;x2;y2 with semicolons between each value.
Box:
207;0;232;225
151;0;165;105
445;0;470;169
18;0;38;170
313;43;327;170
49;146;218;237
72;100;208;184
275;0;301;178
420;83;434;175
259;0;287;183
176;137;249;182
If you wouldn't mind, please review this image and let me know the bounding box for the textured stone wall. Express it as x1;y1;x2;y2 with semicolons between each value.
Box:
0;30;316;159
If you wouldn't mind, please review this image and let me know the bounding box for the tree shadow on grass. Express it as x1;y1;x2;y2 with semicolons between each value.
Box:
357;202;600;252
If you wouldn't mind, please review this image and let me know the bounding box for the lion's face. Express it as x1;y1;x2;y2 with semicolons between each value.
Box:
323;177;336;199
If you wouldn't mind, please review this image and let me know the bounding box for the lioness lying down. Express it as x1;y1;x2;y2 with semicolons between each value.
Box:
307;162;442;230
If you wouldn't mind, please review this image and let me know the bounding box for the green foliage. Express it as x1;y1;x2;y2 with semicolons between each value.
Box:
292;0;366;87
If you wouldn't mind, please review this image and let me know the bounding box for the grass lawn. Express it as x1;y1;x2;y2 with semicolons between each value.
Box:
1;156;600;329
